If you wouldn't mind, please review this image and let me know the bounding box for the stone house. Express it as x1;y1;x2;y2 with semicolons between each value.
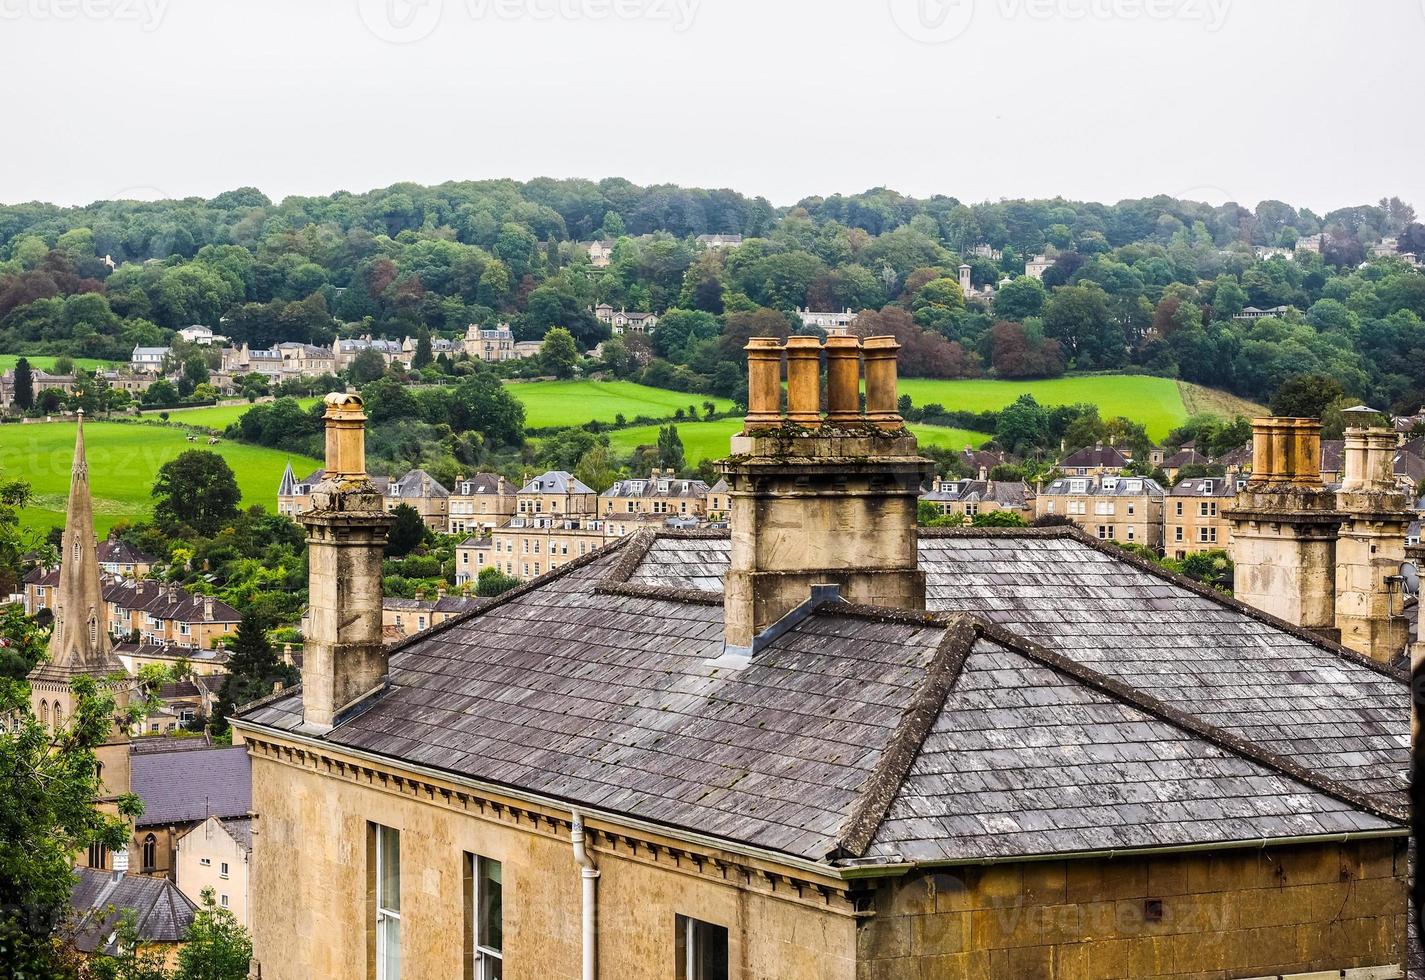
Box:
0;367;78;406
1059;443;1131;477
1025;254;1053;279
585;239;614;267
1036;475;1167;549
705;478;730;521
67;867;196;964
794;306;857;335
382;592;486;641
920;478;1033;521
464;324;521;363
104;579;241;650
232;355;1406;980
1167;475;1239;559
384;468;450;530
98;537;156;579
446;473;519;535
517;470;598;517
695;233;743;249
458;516;607;582
599;469;710;520
125;744;252;884
593;303;659;335
333;336;408;372
1159;442;1210;483
276;341;336;377
131;345;170;373
174;816;254;926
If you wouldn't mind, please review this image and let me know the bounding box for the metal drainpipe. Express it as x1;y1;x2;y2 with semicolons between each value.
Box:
571;811;599;980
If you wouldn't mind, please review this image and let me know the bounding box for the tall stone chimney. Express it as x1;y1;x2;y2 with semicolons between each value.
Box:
719;336;933;654
1333;407;1411;662
1224;418;1341;635
299;393;394;733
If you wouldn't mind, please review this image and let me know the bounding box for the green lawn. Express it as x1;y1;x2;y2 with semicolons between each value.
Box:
897;375;1189;440
0;421;321;535
153;399;321;430
507;380;734;429
604;419;991;465
0;355;118;373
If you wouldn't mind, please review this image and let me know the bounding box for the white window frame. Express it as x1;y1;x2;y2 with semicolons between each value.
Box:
468;854;503;979
375;825;400;980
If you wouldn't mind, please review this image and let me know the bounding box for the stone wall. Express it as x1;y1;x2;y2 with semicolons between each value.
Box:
855;840;1407;980
244;744;859;980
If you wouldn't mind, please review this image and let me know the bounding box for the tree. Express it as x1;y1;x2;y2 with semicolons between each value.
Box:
412;330;434;369
971;510;1028;528
12;356;33;410
386;503;425;557
450;373;525;446
141;379;180;407
475;565;520;597
153;450;241;535
211;613;297;735
655;424;685;470
992;276;1046;321
1269;373;1346;418
539;327;578;380
174;888;253;980
0;676;143;976
574;444;619;492
347;349;388;384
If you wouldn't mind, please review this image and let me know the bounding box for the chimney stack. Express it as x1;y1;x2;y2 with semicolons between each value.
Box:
720;337;932;654
298;393;394;733
1225;418;1341;635
1334;408;1411;662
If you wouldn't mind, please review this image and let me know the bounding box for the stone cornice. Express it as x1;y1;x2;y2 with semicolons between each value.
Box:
237;726;859;916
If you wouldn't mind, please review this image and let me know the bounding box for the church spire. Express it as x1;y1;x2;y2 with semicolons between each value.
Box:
37;410;119;677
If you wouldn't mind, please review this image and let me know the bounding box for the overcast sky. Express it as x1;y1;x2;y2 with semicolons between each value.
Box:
2;0;1420;213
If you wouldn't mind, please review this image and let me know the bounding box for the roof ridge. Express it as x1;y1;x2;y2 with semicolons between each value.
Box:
1060;526;1407;682
972;619;1407;826
832;617;978;860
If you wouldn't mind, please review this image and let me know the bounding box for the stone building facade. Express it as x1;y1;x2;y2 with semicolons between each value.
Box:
1035;475;1166;549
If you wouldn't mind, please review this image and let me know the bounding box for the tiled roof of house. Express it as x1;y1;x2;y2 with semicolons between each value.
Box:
601;475;711;499
103;580;241;624
130;745;251;827
1169;477;1239;498
1060;445;1129;469
1041;476;1165;498
69;869;197;953
1162;446;1210;469
922;480;1030;508
97;538;156;567
239;528;1406;867
521;471;594;496
388;469;450;499
454;474;516;496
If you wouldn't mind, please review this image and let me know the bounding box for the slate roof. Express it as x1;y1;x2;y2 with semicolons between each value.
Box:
1162;447;1209;469
1041;476;1165;498
97;538;156;567
521;470;594;495
601;474;711;500
68;869;197;953
239;528;1407;868
921;480;1030;509
388;469;450;499
1060;445;1129;469
1169;477;1240;498
453;474;516;496
130;745;252;826
103;580;241;625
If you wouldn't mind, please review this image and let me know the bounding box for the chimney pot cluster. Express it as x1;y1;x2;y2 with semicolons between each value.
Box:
743;335;904;431
1248;418;1322;486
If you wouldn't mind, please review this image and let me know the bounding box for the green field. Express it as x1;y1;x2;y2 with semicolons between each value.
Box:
154;399;321;430
508;381;734;429
0;421;321;535
897;375;1189;440
604;419;991;465
0;355;118;373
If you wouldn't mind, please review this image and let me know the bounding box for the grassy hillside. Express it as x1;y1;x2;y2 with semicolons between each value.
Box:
1;420;320;535
1178;381;1268;420
156;399;321;430
897;375;1190;440
0;355;118;373
604;419;991;466
507;380;734;429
